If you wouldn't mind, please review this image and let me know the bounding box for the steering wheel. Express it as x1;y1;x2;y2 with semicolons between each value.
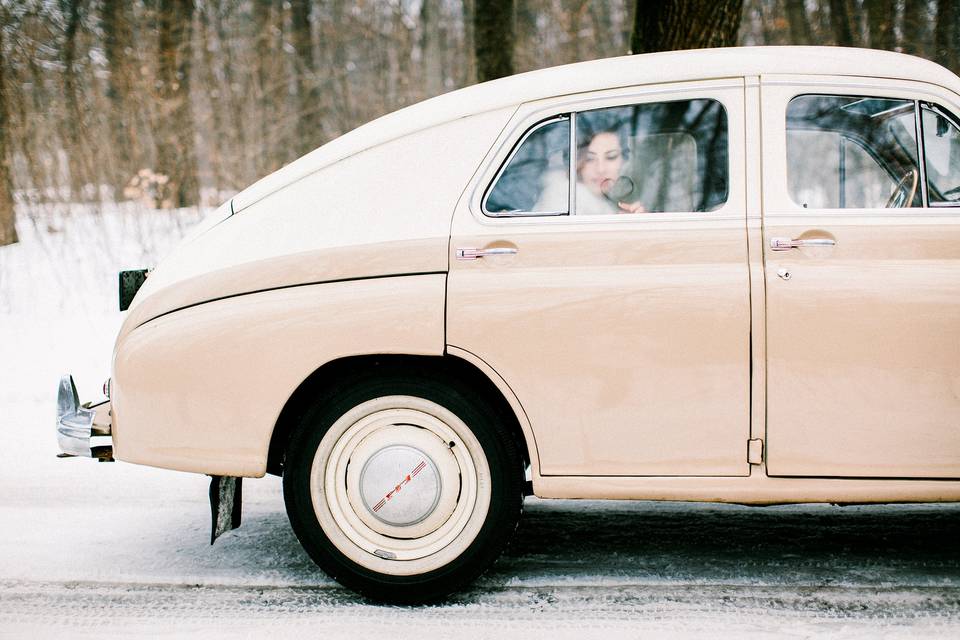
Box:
885;169;919;208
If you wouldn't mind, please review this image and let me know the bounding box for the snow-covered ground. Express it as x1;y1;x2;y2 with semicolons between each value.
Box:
2;204;959;638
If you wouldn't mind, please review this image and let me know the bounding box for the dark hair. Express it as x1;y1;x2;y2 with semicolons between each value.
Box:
576;112;629;158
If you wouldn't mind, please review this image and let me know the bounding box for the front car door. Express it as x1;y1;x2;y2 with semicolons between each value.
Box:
447;80;751;477
761;75;960;477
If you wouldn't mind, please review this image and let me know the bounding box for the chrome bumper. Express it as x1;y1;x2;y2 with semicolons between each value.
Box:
56;375;114;461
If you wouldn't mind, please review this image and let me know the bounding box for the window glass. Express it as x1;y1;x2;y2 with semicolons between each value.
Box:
485;117;569;215
573;99;728;214
786;95;922;209
922;105;960;205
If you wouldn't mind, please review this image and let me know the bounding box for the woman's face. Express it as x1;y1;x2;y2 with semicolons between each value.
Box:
579;132;624;197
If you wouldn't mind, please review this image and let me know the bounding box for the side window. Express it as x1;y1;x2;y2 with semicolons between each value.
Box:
484;117;569;215
574;99;728;214
786;95;922;209
921;104;960;205
483;98;729;217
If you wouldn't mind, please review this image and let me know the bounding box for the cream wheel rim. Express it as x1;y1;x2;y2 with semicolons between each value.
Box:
309;395;491;576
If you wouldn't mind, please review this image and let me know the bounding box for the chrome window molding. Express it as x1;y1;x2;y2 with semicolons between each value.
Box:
785;93;925;211
481;115;571;218
915;100;930;208
568;111;577;217
920;101;960;208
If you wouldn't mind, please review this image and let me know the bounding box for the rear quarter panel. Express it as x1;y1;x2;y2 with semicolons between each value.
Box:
112;275;446;476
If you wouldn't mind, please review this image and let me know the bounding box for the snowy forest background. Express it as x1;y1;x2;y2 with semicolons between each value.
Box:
0;0;958;248
1;5;960;632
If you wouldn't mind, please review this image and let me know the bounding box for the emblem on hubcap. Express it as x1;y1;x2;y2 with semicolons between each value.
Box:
358;445;441;527
371;459;428;513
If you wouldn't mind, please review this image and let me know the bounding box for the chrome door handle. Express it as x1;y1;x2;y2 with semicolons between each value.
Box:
769;237;836;251
456;247;518;260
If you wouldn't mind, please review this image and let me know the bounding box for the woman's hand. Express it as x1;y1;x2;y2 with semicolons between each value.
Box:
618;201;646;213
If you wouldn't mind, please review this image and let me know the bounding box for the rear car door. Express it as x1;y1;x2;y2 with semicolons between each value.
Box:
761;75;960;477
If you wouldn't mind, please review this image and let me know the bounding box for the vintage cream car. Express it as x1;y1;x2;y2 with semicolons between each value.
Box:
57;46;960;602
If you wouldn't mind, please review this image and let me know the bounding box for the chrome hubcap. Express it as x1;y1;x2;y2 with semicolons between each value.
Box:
358;445;441;527
342;422;462;540
311;397;491;574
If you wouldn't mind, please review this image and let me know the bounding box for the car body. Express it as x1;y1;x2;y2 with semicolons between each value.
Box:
57;46;960;602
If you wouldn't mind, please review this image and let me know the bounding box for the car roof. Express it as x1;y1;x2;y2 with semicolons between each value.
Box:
233;46;959;212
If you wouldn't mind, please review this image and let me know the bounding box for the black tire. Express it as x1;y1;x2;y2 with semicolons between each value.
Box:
282;366;524;603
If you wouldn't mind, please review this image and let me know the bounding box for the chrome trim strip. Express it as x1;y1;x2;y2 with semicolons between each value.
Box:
920;102;960;208
915;100;929;208
569;111;577;216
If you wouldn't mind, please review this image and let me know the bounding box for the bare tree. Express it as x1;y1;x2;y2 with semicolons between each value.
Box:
902;0;932;56
6;0;958;222
631;0;745;53
785;0;815;44
475;0;514;82
421;0;444;96
827;0;856;45
589;0;626;57
155;0;199;208
62;0;92;198
328;0;352;134
101;0;140;196
934;0;958;74
0;5;16;246
866;0;897;49
292;0;322;157
462;0;477;84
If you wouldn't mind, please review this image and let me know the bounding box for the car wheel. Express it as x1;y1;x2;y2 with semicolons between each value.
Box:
282;369;524;603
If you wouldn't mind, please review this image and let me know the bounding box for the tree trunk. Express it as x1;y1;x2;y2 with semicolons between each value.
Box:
901;0;931;56
253;0;275;176
101;0;138;197
330;0;352;135
513;0;537;73
421;0;444;97
588;0;622;57
934;0;958;75
753;0;781;45
461;0;477;85
866;0;897;49
292;0;322;157
631;0;744;53
475;0;514;82
565;0;589;63
214;3;249;187
0;12;17;246
828;0;856;45
785;0;815;44
155;0;199;208
197;2;224;193
62;0;90;199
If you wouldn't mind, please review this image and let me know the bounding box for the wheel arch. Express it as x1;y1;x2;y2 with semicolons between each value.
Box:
266;353;536;477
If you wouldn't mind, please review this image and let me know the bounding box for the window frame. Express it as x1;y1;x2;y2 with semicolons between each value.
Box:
919;101;960;208
760;75;960;216
481;115;572;218
479;95;733;219
784;93;925;211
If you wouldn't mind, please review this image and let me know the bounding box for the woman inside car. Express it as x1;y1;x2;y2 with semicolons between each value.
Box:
535;118;645;214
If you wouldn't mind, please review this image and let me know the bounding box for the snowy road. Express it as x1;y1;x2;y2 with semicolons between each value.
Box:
3;421;960;638
2;207;960;637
